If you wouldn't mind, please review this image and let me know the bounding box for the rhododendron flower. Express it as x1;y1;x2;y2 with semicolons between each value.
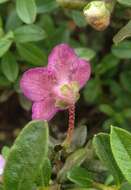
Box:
20;44;91;121
0;155;5;175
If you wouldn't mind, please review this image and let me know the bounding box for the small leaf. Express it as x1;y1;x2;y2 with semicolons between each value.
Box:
93;133;123;184
0;31;14;57
84;79;102;103
99;104;115;116
16;0;37;24
110;126;131;184
75;48;96;61
67;166;93;188
16;43;47;66
14;24;47;43
120;71;131;93
1;51;19;82
4;120;49;190
58;148;88;182
36;0;58;14
117;0;131;7
71;11;87;27
0;0;9;4
113;21;131;44
112;40;131;59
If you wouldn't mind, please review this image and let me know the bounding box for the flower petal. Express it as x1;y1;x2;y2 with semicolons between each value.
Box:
32;98;58;121
0;155;5;175
71;59;91;88
20;68;57;101
48;43;77;82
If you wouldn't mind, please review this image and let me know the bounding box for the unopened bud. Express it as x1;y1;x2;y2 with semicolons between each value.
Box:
83;1;111;31
56;0;87;9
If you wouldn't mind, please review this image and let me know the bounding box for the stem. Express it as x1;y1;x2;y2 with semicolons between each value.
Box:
56;0;88;10
93;182;120;190
62;104;75;148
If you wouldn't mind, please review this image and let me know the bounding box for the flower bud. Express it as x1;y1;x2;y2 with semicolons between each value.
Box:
56;0;86;9
83;1;111;31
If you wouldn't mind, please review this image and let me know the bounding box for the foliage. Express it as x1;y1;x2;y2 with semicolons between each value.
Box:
0;0;131;190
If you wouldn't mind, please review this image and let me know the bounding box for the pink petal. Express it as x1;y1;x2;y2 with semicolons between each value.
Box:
32;98;58;121
0;155;5;175
71;59;91;88
48;43;77;82
20;68;57;101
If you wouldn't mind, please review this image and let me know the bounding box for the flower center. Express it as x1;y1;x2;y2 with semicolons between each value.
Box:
55;81;80;109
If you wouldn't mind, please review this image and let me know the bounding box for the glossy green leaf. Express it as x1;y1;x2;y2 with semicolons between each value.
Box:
113;21;131;44
1;52;19;82
14;24;47;43
117;0;131;7
4;120;49;190
16;43;47;66
110;126;131;184
16;0;37;24
112;41;131;59
75;47;96;61
93;133;123;184
0;31;14;57
67;166;93;187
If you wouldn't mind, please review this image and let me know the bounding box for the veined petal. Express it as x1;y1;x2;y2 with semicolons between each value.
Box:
71;59;91;88
48;43;77;83
20;68;57;101
32;98;58;121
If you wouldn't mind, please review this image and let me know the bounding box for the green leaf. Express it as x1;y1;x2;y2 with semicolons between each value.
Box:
0;75;11;87
16;43;47;66
75;48;96;61
16;0;37;24
67;166;93;188
1;52;19;82
0;0;9;4
71;11;86;27
36;0;58;14
99;104;115;116
0;31;14;57
93;133;123;184
113;21;131;44
110;126;131;184
83;79;102;103
4;120;49;190
121;183;131;190
58;148;88;182
117;0;131;7
112;40;131;59
95;54;120;75
14;24;47;43
120;71;131;93
39;158;52;187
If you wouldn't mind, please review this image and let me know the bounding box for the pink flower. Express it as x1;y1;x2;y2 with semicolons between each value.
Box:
0;155;5;175
20;44;91;121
